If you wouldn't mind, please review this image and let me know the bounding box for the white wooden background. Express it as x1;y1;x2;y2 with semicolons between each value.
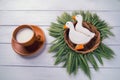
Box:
0;0;120;80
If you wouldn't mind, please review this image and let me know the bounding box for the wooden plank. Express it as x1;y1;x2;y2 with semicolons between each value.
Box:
0;26;119;45
0;11;120;26
0;66;120;80
0;44;54;66
0;0;120;10
0;26;53;44
0;44;119;67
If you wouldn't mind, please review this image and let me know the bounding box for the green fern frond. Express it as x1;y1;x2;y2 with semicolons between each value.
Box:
57;12;72;24
87;53;99;70
81;55;91;79
93;52;103;65
72;11;80;16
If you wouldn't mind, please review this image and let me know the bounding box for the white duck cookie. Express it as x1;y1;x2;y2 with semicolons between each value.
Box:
64;21;93;50
72;15;95;38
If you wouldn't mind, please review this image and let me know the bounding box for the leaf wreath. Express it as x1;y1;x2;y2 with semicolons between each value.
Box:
48;11;115;79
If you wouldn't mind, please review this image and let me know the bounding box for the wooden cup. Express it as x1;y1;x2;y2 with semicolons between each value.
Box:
12;25;41;47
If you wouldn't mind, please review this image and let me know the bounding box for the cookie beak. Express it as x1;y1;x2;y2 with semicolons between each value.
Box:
72;16;76;20
63;25;68;29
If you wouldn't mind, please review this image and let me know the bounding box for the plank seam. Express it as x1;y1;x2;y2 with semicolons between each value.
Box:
0;10;120;12
0;65;120;69
0;25;120;27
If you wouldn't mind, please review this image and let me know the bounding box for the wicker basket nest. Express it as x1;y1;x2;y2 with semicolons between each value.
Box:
64;21;100;54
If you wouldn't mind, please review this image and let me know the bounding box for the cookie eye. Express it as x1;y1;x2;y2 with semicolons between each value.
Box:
67;22;69;25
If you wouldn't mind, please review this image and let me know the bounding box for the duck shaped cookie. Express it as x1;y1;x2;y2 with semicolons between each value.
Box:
72;15;95;38
64;21;94;50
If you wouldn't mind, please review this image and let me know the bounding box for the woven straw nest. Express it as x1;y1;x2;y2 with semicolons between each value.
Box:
64;21;100;54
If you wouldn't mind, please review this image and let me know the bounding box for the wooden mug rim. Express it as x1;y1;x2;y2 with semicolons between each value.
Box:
12;25;38;47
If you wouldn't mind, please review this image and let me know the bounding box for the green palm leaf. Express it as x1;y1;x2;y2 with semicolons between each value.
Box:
87;53;99;70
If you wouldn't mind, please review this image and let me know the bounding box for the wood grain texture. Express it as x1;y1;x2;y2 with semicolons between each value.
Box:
0;66;120;80
0;0;120;10
0;0;120;80
0;11;120;26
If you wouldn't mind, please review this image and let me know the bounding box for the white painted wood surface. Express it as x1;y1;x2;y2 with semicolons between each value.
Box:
0;0;120;10
0;11;120;26
0;0;120;80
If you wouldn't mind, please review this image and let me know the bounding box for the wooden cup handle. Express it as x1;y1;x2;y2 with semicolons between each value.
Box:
36;35;41;42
